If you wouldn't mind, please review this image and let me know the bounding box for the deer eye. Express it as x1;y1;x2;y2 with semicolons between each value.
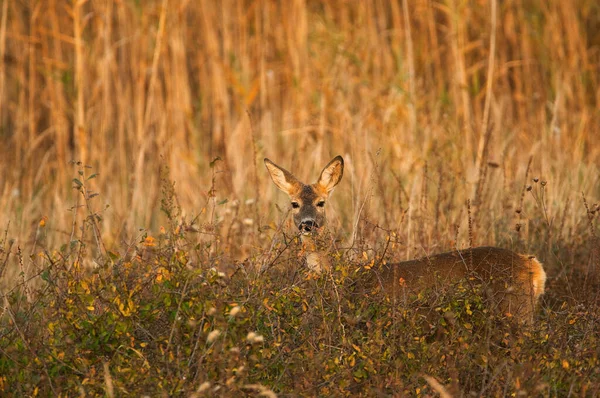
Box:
317;201;326;207
291;202;300;209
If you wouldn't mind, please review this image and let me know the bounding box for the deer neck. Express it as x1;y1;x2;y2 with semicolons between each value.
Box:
300;233;330;274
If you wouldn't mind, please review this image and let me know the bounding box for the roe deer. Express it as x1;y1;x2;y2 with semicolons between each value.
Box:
264;155;546;323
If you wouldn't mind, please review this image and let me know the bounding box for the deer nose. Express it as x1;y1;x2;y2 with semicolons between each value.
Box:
299;220;318;233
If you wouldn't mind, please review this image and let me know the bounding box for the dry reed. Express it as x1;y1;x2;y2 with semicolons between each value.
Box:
0;0;597;274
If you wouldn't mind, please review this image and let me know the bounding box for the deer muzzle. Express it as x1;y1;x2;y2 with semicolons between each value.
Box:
298;220;319;234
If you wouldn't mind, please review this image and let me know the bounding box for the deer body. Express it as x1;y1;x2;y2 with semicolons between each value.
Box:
264;156;546;323
369;246;546;322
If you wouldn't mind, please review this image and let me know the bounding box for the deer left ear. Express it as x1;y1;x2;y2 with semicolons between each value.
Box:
264;158;301;196
317;156;344;194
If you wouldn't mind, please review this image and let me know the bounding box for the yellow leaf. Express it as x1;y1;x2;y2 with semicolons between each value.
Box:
155;267;171;283
263;298;274;311
143;236;156;247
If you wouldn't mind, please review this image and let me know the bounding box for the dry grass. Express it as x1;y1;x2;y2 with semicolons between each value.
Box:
0;0;599;395
0;0;597;252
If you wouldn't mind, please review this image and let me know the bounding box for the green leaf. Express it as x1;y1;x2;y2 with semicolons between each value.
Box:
41;270;50;282
72;178;83;188
87;173;98;180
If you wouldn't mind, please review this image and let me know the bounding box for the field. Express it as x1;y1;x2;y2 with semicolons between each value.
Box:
0;0;599;396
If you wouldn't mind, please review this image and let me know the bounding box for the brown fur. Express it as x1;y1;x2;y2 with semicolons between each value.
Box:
265;156;546;322
367;246;546;323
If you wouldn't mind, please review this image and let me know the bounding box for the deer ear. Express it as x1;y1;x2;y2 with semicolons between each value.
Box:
317;156;344;194
264;158;301;196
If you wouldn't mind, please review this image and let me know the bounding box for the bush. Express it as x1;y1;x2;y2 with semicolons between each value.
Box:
2;228;599;396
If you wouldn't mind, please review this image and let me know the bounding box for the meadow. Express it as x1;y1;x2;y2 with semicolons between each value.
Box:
0;0;599;396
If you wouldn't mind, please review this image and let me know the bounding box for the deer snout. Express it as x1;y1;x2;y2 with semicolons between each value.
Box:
298;220;318;233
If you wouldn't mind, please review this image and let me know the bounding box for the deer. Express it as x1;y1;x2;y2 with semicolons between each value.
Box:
264;155;547;323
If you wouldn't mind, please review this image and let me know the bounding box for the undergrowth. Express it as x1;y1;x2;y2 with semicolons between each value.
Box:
0;165;599;397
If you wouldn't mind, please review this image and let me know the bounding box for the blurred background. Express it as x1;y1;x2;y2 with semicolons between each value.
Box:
0;0;598;269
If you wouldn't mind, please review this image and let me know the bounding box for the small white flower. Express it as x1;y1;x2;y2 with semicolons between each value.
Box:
246;331;264;344
197;381;211;392
229;306;241;317
242;218;254;226
253;334;264;343
206;329;221;343
245;198;255;206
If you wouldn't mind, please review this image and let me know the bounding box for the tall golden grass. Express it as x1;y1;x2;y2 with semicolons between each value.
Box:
0;0;598;267
1;2;600;395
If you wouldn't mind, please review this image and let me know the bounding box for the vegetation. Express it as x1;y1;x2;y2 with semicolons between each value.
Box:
0;0;599;396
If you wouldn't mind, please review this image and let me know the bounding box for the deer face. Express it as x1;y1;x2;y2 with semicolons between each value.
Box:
265;156;344;235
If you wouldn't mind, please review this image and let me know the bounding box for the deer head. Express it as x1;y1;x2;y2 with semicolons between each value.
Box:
264;156;344;235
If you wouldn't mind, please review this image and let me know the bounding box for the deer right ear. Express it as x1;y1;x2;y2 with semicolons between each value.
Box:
316;155;344;194
264;158;301;196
